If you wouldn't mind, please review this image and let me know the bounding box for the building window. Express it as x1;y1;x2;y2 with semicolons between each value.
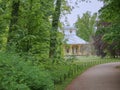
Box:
72;46;74;54
75;46;78;53
66;48;69;53
65;46;69;53
70;29;72;33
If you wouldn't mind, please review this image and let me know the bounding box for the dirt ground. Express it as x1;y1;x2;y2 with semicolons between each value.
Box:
65;62;120;90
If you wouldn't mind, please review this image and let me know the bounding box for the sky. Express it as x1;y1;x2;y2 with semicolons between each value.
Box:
61;0;104;26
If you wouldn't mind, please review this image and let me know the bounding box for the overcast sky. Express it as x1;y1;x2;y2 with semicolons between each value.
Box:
61;0;104;26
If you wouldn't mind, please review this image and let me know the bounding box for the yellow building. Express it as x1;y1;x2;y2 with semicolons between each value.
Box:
63;26;89;56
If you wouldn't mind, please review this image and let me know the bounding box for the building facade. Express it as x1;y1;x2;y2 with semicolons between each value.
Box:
63;26;89;56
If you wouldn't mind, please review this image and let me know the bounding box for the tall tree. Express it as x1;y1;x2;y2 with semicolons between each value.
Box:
75;11;97;41
0;0;10;50
16;0;54;60
49;0;62;59
94;0;120;58
7;0;20;50
0;0;54;60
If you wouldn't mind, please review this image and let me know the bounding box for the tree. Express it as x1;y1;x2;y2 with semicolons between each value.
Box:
99;0;120;22
0;0;10;50
102;23;120;58
49;0;62;59
16;0;54;60
93;27;108;58
94;0;120;58
7;0;20;50
0;0;93;60
0;0;54;60
75;11;97;41
75;11;97;55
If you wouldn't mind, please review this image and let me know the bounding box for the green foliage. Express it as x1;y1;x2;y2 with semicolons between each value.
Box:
99;0;120;22
0;52;54;90
0;0;10;50
43;58;82;87
96;0;120;57
49;0;62;59
16;0;53;53
0;0;55;61
102;23;120;57
75;11;97;41
103;23;120;44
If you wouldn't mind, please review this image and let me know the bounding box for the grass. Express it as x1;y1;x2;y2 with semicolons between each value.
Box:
54;70;84;90
55;56;120;90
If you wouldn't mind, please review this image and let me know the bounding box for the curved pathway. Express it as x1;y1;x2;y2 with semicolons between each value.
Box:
65;62;120;90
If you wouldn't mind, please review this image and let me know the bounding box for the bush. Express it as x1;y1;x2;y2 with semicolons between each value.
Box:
44;60;78;84
0;52;54;90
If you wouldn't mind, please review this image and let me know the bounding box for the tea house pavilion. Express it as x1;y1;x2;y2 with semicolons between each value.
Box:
63;26;89;56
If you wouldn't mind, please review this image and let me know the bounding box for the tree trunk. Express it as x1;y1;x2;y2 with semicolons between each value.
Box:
7;0;20;50
49;0;62;58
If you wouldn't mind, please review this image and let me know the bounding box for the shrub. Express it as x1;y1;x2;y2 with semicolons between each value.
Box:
44;61;78;84
0;52;54;90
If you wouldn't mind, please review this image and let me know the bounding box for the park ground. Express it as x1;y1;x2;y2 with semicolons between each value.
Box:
55;56;120;90
65;62;120;90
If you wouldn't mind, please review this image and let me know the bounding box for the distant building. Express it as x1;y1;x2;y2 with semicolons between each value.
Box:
63;26;90;56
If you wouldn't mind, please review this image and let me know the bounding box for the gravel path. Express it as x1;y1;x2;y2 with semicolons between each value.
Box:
65;62;120;90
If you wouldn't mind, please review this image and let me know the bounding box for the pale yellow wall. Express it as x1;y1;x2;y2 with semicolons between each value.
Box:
64;44;82;56
64;44;90;56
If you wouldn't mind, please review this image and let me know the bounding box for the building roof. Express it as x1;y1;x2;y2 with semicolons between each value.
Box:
63;26;88;45
63;26;76;30
64;35;88;44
